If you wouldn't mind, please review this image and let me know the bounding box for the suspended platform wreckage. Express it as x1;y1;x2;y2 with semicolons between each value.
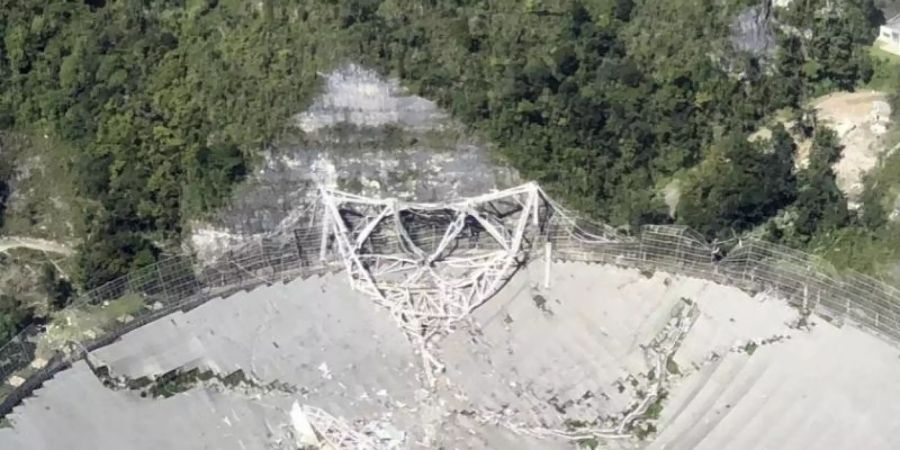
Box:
314;182;618;384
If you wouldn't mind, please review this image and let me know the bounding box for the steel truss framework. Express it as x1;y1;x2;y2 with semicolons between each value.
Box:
6;174;900;446
317;182;609;381
301;404;383;449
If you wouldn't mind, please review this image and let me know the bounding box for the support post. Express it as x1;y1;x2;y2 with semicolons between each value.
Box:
544;242;552;289
157;264;170;303
319;209;331;263
802;285;809;311
258;238;265;258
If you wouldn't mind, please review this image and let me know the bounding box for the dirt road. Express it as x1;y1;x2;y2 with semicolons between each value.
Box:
0;236;73;255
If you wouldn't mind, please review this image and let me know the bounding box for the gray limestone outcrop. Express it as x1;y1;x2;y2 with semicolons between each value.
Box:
189;64;518;264
730;3;777;58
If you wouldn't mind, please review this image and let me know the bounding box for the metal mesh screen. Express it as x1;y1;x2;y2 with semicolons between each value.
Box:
0;226;340;399
3;194;900;413
551;225;900;343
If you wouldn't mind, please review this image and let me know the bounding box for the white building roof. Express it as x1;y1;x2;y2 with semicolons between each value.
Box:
886;13;900;31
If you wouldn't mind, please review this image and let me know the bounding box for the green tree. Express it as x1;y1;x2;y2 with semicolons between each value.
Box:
859;174;888;231
0;294;32;342
772;34;805;108
0;156;11;229
39;263;74;310
0;0;883;300
677;129;797;238
793;128;849;238
779;0;879;92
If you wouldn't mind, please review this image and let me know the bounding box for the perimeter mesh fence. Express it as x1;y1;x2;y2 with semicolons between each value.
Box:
2;212;900;414
551;223;900;342
0;224;339;407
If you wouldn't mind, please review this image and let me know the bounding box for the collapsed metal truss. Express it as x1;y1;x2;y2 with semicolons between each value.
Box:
315;182;619;382
12;182;900;423
300;405;383;450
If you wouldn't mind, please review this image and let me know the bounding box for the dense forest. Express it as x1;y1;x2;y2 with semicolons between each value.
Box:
0;0;894;339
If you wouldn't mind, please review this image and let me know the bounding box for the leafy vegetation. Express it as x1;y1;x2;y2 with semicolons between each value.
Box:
346;0;883;236
867;44;900;90
775;0;881;95
0;294;33;343
35;292;145;359
0;0;893;339
643;389;668;420
0;158;10;230
1;0;343;290
353;0;767;227
39;263;74;310
678;126;797;238
805;114;900;278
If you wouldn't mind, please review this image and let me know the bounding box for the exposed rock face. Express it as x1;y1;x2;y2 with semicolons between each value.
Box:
189;64;518;263
295;64;448;133
730;3;776;58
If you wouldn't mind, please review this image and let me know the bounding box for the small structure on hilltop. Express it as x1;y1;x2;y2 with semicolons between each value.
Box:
878;14;900;55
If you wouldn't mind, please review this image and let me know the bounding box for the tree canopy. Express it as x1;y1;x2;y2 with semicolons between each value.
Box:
2;0;334;288
0;0;887;337
677;126;798;238
793;128;850;239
